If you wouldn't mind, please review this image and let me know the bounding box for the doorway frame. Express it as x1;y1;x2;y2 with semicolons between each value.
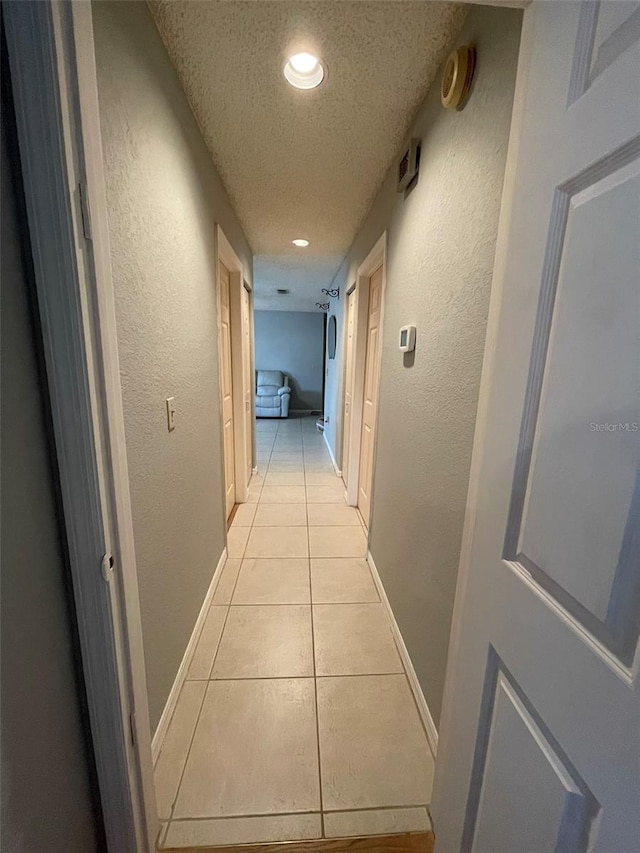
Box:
340;282;357;485
216;225;253;507
4;2;156;850
343;232;387;527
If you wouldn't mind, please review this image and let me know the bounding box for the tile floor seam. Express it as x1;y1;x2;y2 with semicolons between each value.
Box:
314;804;431;814
304;429;327;838
165;679;209;830
203;604;231;680
211;545;249;671
165;810;323;823
191;672;417;682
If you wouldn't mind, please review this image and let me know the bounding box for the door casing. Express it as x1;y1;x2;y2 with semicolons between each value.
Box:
216;225;253;510
343;232;387;530
341;285;357;485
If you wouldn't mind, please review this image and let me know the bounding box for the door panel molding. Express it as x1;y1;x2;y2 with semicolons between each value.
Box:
462;647;600;853
503;134;640;664
568;0;640;105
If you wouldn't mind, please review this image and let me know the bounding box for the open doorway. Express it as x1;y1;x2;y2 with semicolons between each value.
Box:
216;226;254;521
253;310;325;424
341;234;386;531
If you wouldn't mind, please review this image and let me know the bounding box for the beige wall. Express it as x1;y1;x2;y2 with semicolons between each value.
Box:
325;5;522;727
93;1;253;730
1;79;102;852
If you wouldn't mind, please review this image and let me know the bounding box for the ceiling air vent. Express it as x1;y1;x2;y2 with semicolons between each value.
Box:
397;138;420;192
276;288;290;295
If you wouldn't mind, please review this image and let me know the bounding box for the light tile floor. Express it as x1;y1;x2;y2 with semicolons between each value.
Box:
156;416;434;849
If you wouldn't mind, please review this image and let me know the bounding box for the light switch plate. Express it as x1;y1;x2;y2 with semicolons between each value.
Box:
166;397;176;431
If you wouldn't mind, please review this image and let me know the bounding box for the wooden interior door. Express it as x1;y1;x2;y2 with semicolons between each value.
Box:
433;3;640;851
342;288;356;485
218;259;235;519
357;264;383;527
241;285;252;486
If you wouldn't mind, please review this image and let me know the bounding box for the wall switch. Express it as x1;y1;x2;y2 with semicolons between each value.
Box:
166;397;176;431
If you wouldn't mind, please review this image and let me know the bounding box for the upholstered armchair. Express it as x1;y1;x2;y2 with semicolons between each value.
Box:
255;370;291;418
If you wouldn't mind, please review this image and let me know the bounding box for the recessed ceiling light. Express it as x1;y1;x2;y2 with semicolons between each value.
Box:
284;53;325;90
292;238;310;247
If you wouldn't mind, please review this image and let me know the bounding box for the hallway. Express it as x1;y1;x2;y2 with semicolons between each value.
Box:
155;416;434;848
7;0;639;849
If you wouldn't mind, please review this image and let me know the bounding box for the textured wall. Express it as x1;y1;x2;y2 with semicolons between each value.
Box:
324;5;522;727
93;1;252;730
1;80;102;852
255;310;325;411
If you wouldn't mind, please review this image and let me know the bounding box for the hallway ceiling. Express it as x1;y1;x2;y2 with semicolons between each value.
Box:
149;1;467;310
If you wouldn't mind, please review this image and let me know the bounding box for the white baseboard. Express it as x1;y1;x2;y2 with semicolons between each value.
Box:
323;430;342;477
152;547;227;764
366;549;439;759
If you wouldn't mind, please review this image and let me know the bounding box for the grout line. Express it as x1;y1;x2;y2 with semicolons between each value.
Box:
164;803;429;825
306;491;326;838
321;804;431;815
166;811;322;826
165;675;209;829
220;600;312;607
211;600;378;608
204;604;230;680
185;671;405;683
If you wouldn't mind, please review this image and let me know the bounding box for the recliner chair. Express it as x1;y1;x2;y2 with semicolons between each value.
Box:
255;370;291;418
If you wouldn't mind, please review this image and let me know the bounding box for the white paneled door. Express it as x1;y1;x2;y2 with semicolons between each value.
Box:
433;2;640;852
241;284;253;488
357;264;383;528
218;259;236;519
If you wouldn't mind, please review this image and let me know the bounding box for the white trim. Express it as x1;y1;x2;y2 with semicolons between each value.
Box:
152;548;228;764
216;224;244;275
4;3;154;850
344;232;388;525
69;6;158;844
323;430;342;477
367;550;439;758
217;225;252;505
339;285;357;478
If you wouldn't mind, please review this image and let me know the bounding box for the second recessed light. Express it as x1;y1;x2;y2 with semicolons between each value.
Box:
284;53;325;89
292;238;310;247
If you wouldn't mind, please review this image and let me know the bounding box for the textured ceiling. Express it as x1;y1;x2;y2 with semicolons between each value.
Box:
149;1;467;309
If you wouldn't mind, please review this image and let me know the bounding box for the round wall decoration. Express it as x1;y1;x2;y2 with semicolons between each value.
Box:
327;315;337;360
441;45;476;110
